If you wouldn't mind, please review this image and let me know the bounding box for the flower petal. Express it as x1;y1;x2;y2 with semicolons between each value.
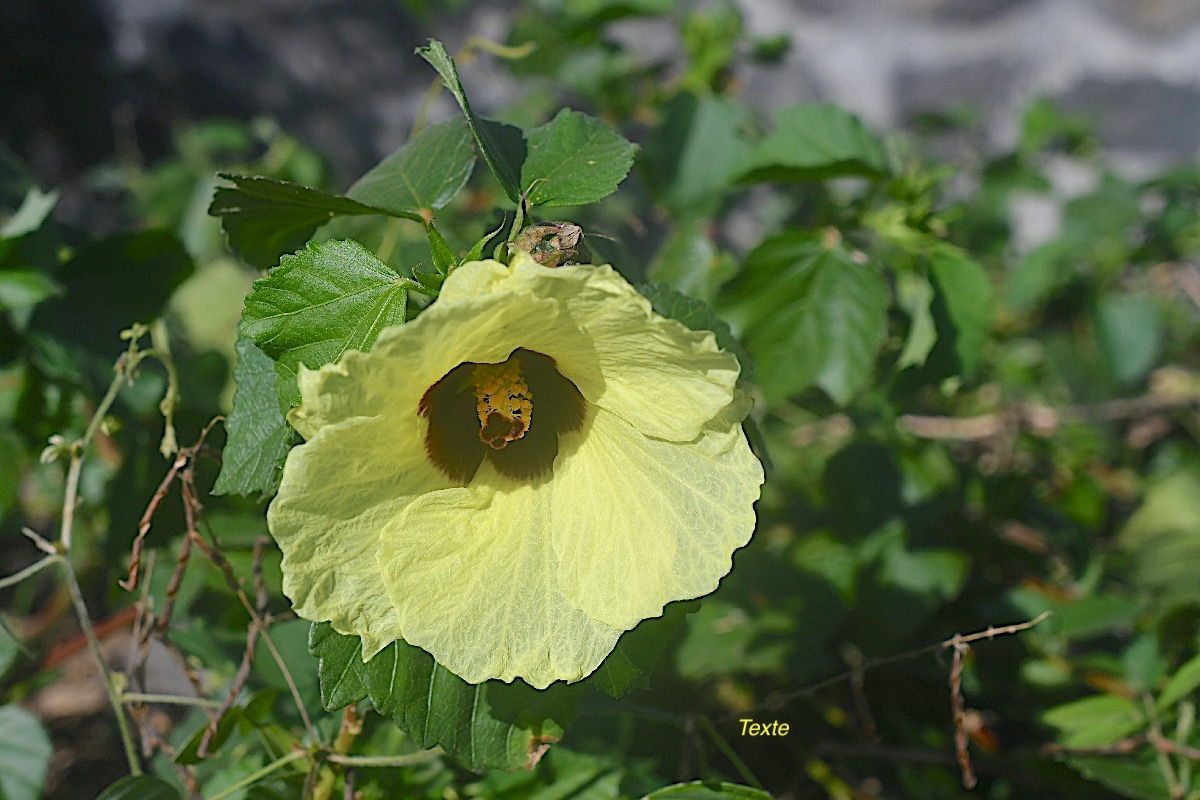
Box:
377;466;625;689
550;400;763;629
268;415;443;658
441;254;741;442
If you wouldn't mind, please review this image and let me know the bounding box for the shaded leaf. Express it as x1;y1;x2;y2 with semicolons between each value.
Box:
240;239;408;374
928;245;993;377
583;602;694;698
1157;652;1200;711
418;40;527;202
1062;756;1171;800
347;117;476;214
642;782;773;800
0;704;52;800
895;270;937;369
210;174;418;270
641;92;751;215
96;776;183;800
32;229;194;352
1042;694;1144;748
647;219;738;304
1093;293;1163;386
212;336;293;497
309;621;368;711
521;109;636;207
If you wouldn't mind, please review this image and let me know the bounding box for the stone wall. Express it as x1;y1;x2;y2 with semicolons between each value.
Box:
5;0;1200;190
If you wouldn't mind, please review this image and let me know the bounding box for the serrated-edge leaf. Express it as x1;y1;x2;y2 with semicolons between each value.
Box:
309;622;368;711
213;336;292;497
240;239;408;373
521;109;637;207
347;117;476;214
417;40;526;202
210;174;420;269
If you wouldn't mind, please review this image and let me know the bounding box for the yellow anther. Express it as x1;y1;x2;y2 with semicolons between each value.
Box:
472;356;533;449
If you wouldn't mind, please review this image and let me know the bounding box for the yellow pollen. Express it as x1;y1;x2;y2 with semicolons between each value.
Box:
472;357;533;449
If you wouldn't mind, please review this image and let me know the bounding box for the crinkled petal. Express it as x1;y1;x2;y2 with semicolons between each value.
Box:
550;400;763;629
440;255;741;441
268;415;443;657
377;459;625;689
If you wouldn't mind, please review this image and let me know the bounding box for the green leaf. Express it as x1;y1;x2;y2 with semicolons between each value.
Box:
895;270;937;369
1093;293;1164;386
312;625;574;770
879;546;968;602
735;104;887;184
1042;693;1144;748
1120;470;1200;603
309;621;368;711
253;619;321;711
32;229;194;351
555;0;674;23
676;600;792;679
0;187;57;238
642;782;773;800
928;245;993;377
346;117;476;215
210;174;419;270
175;707;241;765
212;337;293;497
521;109;636;207
642;93;752;215
96;776;183;800
726;233;888;404
425;223;456;276
638;282;753;385
1061;756;1171;800
0;704;52;800
1157;652;1200;710
363;637;567;770
240;239;408;374
417;40;527;202
646;219;738;304
583;602;694;698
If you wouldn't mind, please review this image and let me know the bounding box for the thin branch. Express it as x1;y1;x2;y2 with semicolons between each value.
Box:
324;749;446;767
205;748;308;800
0;554;62;590
948;639;976;789
60;557;141;774
898;391;1200;442
720;612;1051;723
121;692;222;709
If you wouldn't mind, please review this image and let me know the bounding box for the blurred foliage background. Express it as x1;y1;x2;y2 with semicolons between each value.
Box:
2;1;1200;798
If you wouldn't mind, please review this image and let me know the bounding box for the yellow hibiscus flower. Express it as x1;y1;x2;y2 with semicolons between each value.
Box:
267;251;764;689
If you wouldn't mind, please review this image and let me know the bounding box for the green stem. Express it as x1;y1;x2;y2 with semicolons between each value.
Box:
205;748;308;800
697;716;764;790
60;556;141;775
121;692;222;708
324;749;445;767
0;554;61;590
